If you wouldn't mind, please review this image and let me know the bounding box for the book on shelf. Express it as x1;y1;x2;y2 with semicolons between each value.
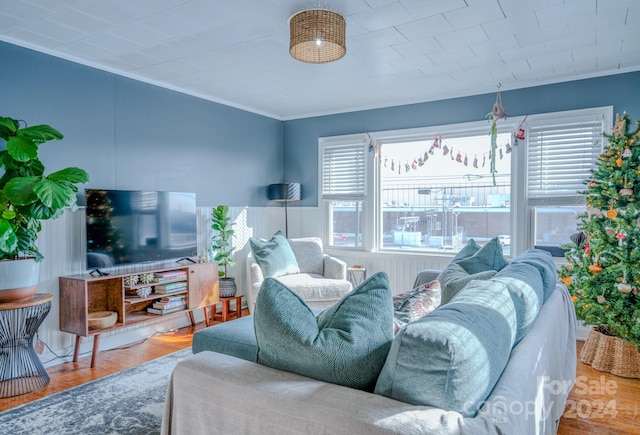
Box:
154;282;188;294
154;270;187;278
153;274;187;283
153;296;186;310
147;304;187;315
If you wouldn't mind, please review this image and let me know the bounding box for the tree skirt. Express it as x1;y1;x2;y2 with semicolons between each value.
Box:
580;328;640;379
0;348;192;434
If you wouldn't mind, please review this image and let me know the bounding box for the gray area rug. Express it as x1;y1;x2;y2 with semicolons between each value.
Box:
0;348;192;435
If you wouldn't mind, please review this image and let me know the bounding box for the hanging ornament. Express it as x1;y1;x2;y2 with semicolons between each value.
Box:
605;227;617;237
597;295;606;304
432;135;441;148
398;162;401;174
616;157;623;167
561;276;571;286
391;160;395;171
588;180;596;187
492;84;507;121
499;148;504;159
418;157;424;167
456;151;462;163
384;157;388;167
405;162;411;173
617;283;632;294
620;187;633;196
505;142;512;154
473;155;478;168
622;147;632;158
513;116;527;145
616;232;627;246
442;144;450;156
463;154;468;166
588;264;603;274
428;145;435;155
411;159;418;170
482;155;486;167
450;147;455;160
606;208;618;219
423;151;429;162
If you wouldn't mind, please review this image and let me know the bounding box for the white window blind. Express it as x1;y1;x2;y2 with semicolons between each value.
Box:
527;111;608;206
321;141;366;200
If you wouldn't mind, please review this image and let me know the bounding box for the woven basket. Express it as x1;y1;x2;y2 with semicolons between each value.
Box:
580;327;640;378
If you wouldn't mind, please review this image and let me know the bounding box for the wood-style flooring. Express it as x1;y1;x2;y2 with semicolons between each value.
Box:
1;319;639;434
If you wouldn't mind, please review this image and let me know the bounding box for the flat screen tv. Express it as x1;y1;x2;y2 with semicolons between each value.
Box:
85;189;197;270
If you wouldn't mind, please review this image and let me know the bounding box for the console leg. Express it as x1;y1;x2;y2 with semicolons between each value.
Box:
73;335;81;363
90;334;100;368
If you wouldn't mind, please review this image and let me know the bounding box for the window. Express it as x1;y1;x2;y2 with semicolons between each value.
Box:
525;107;611;253
320;135;368;247
320;107;612;256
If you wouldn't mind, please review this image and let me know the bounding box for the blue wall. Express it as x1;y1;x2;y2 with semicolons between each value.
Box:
283;71;640;206
0;41;283;207
3;40;639;209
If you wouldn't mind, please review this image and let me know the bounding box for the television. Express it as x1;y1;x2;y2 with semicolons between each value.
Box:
85;189;198;270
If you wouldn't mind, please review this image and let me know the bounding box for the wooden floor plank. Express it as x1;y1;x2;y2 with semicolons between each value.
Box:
1;321;639;435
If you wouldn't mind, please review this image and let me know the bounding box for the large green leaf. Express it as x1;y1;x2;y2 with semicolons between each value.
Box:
0;219;18;255
3;176;40;206
0;117;18;140
6;135;37;162
48;167;90;184
19;124;63;144
33;177;77;209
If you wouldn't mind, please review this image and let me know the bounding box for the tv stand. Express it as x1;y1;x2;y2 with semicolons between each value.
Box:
89;268;109;276
59;262;218;368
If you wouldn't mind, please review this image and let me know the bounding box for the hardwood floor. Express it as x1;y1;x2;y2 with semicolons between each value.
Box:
1;323;639;434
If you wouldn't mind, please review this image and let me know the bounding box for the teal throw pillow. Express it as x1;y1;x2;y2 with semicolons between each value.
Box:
456;237;509;274
437;263;497;305
375;278;517;417
254;272;394;391
250;231;299;278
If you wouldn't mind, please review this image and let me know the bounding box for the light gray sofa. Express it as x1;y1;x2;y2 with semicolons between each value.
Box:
163;269;577;434
247;236;352;313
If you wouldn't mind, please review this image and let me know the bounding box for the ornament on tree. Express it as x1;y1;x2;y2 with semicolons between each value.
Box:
597;295;606;304
588;264;603;274
612;113;627;136
605;227;617;236
616;157;623;167
623;148;632;158
606;208;618;219
620;188;633;196
617;283;632;294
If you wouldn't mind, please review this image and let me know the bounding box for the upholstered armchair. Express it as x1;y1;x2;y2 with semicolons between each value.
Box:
247;236;352;313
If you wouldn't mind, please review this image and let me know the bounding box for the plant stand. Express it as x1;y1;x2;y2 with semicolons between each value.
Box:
580;327;640;379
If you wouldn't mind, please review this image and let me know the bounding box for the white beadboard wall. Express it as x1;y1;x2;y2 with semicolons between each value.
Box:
33;205;586;367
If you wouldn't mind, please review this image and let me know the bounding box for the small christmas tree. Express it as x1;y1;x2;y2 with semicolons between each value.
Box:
559;113;640;347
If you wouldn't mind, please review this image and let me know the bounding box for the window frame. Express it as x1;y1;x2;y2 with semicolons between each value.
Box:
319;106;613;257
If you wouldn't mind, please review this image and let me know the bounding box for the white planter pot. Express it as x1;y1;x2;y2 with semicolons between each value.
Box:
0;258;40;302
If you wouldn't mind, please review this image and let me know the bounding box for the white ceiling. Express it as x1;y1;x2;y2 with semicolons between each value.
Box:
1;0;639;120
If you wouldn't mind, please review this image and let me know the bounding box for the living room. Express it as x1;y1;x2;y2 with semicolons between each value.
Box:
1;1;639;433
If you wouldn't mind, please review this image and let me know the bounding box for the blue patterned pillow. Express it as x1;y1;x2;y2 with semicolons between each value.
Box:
254;272;394;391
250;231;299;278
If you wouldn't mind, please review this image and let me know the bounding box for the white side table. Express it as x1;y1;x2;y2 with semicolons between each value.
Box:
347;266;367;287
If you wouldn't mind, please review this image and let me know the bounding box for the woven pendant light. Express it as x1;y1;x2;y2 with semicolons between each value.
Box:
289;9;346;64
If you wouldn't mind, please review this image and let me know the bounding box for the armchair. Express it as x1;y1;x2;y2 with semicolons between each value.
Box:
247;236;352;313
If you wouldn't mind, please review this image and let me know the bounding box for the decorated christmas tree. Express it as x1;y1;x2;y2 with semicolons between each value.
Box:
559;112;640;347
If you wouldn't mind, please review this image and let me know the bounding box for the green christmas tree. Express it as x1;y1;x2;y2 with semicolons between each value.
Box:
559;112;640;347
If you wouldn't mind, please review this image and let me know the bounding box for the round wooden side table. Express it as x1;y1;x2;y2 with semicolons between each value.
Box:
0;294;53;398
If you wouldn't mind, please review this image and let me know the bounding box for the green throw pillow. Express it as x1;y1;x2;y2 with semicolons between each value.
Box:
254;272;394;391
456;237;509;274
250;231;299;278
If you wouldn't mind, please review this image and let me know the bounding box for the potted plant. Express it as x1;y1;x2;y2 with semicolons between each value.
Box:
211;205;237;297
0;116;89;302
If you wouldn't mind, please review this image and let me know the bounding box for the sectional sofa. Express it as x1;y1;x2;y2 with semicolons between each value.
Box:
162;243;577;434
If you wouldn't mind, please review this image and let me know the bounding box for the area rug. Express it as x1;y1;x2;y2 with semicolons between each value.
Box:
0;348;192;435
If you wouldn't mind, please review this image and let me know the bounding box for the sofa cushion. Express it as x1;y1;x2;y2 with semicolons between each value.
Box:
437;238;508;304
254;272;394;391
493;261;544;344
192;314;258;362
275;273;352;303
250;231;299;278
375;278;517;417
392;280;440;334
287;237;324;275
511;248;557;303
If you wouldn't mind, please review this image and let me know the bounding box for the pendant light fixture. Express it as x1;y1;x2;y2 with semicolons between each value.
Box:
289;9;346;64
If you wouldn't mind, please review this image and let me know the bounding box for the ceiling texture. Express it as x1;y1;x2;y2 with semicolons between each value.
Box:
1;0;639;120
